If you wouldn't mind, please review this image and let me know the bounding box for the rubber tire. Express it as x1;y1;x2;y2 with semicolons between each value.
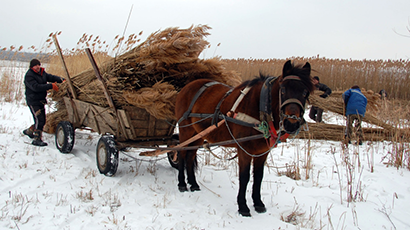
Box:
96;135;119;176
55;121;75;153
167;150;179;169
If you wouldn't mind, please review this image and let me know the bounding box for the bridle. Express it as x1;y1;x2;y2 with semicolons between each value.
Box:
259;75;309;143
279;75;310;126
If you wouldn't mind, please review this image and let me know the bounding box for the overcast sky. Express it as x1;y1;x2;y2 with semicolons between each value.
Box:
1;0;409;60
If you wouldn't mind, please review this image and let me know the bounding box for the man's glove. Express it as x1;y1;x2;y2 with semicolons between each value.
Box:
52;82;59;92
320;93;328;98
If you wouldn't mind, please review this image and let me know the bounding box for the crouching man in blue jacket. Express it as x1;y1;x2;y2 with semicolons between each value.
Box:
342;85;367;145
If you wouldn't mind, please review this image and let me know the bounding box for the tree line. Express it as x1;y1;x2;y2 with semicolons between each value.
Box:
0;51;49;62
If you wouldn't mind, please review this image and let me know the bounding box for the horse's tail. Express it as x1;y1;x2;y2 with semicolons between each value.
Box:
182;151;199;171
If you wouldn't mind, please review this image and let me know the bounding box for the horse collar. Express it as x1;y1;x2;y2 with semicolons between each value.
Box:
258;77;287;147
259;76;277;124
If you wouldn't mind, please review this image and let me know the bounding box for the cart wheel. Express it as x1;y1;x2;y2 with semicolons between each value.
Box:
55;121;75;153
96;135;118;176
167;150;179;169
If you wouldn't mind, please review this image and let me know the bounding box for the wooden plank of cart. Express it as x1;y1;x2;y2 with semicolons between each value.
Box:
52;36;179;176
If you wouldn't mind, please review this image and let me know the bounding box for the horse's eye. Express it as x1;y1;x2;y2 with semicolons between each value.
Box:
281;88;286;95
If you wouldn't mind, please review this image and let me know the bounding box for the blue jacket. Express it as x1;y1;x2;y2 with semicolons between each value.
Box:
342;88;367;117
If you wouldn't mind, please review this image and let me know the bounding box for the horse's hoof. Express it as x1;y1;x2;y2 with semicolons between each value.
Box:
238;205;251;217
190;186;200;192
238;210;251;217
254;205;267;213
178;186;188;192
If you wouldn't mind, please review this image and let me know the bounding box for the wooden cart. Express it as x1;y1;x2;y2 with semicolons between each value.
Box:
53;37;179;176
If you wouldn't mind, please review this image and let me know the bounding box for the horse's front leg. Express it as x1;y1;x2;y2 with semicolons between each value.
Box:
252;156;267;213
237;151;252;217
186;150;200;191
177;150;188;192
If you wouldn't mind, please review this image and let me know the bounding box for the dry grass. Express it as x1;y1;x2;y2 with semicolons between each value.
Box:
0;71;24;102
223;58;410;100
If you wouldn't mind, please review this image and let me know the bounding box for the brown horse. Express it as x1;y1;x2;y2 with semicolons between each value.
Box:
174;60;314;216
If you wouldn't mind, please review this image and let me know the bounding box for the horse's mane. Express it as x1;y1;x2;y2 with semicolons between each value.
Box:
239;74;273;88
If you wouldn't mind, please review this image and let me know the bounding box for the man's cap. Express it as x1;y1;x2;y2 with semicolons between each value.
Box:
30;59;41;68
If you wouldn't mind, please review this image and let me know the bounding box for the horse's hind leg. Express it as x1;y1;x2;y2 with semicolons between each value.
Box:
177;130;202;192
177;150;188;192
252;156;267;213
186;149;200;191
237;151;252;216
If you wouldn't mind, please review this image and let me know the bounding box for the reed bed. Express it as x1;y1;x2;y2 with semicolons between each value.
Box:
223;58;410;100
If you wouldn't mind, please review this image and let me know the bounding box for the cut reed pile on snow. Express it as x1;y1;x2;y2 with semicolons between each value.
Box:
309;89;393;129
298;122;391;142
303;89;410;141
45;25;241;133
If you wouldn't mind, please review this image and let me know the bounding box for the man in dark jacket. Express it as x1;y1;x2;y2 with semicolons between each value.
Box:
309;76;332;123
343;85;367;145
23;59;64;146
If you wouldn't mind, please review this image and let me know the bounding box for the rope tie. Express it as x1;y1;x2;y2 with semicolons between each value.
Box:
258;121;271;139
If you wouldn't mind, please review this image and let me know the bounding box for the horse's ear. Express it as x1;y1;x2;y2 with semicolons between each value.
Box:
303;62;311;74
283;60;293;73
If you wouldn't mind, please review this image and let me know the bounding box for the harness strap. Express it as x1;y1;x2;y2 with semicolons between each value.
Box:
259;77;277;122
180;81;222;123
282;75;302;81
189;113;258;128
267;123;290;147
230;86;251;112
279;75;304;111
233;112;260;125
281;98;304;110
212;88;233;126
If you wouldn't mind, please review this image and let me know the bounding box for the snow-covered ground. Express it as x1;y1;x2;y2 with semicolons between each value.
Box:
1;61;409;229
1;101;409;230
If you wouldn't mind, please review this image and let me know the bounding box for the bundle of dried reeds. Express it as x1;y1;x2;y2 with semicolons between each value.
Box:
305;88;410;142
297;122;391;142
309;88;394;131
45;25;242;133
123;81;177;120
328;89;381;113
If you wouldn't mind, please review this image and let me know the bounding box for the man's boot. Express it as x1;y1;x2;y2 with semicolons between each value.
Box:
32;130;48;146
23;125;35;138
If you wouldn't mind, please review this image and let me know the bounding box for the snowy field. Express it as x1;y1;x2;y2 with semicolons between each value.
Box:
0;62;409;229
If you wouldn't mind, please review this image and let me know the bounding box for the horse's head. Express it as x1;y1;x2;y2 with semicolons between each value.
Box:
278;60;314;134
